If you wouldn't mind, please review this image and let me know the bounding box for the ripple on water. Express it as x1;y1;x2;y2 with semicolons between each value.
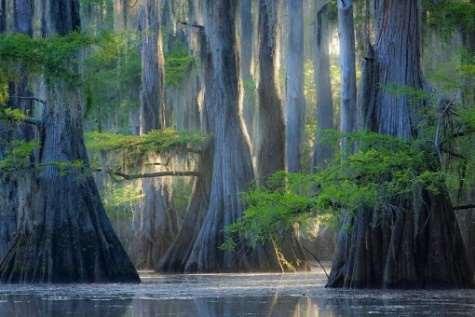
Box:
0;272;474;316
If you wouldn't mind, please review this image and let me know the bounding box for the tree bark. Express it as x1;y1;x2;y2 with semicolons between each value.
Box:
256;0;285;182
313;1;335;169
239;0;256;148
0;0;5;32
284;0;305;172
0;0;139;283
327;0;473;289
182;0;281;273
0;0;35;260
134;0;178;270
337;0;357;155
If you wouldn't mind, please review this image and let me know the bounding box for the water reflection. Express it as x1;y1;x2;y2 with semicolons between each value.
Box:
0;273;474;316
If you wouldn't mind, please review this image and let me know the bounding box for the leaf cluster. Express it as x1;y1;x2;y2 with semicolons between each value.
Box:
86;128;206;152
224;132;446;250
165;47;195;87
425;0;475;35
0;140;38;173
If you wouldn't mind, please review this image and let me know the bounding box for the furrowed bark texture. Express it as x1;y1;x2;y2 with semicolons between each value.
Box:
0;0;139;283
183;0;281;272
254;0;308;270
337;0;357;155
284;0;305;172
239;0;256;143
0;0;35;260
156;0;208;273
256;0;285;182
313;1;334;169
134;0;177;270
0;0;5;32
327;0;472;289
158;145;211;272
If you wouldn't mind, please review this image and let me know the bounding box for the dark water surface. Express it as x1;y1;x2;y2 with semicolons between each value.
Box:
0;271;474;316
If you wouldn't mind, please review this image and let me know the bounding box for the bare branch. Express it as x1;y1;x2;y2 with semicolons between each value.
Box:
178;21;205;30
95;168;200;180
22;117;42;126
301;243;329;280
453;204;475;211
9;95;47;105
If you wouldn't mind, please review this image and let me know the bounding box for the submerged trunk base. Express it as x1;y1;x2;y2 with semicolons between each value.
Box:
327;189;473;289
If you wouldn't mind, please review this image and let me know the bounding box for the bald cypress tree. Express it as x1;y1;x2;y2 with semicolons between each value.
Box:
0;0;139;283
327;0;472;289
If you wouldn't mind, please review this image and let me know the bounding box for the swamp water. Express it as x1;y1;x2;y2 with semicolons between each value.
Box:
0;270;474;316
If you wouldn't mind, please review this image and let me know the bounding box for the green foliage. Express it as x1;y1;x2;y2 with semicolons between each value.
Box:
103;182;142;220
0;32;95;82
83;31;141;128
165;48;195;86
0;107;27;122
224;132;446;249
0;72;7;105
383;83;431;104
425;0;475;35
86;128;207;154
460;106;475;129
0;141;38;173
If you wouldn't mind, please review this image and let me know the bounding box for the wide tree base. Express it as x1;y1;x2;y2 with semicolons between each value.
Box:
327;190;474;289
0;176;140;284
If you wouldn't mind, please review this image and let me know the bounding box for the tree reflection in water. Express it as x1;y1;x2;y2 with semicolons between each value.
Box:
0;273;474;316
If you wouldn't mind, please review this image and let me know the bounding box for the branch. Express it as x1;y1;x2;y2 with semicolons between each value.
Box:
301;244;329;280
453;204;475;211
22;117;42;126
178;21;205;30
9;95;46;105
96;168;200;180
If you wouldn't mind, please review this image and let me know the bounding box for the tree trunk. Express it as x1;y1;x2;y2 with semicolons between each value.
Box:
182;0;281;273
0;0;5;32
0;0;139;283
256;0;285;182
134;0;177;270
337;0;357;155
0;0;35;260
313;1;335;169
158;145;212;272
284;0;305;172
239;0;256;147
327;0;472;289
